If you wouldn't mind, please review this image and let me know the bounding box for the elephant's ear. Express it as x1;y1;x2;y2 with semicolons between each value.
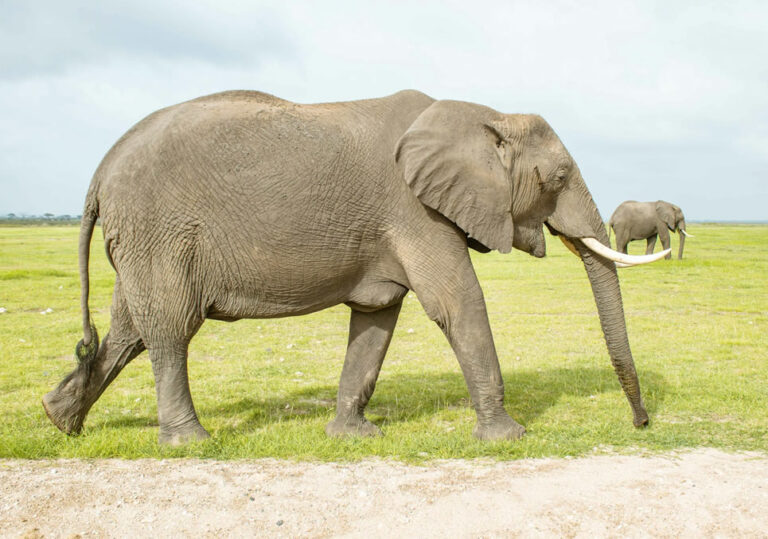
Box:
655;201;676;231
395;100;515;253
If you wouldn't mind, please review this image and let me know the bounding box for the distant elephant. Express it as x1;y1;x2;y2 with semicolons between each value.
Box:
43;90;668;445
609;200;690;260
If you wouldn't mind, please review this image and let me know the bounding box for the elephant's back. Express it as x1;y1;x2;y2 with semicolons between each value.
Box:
92;92;354;218
611;200;649;221
92;90;432;225
189;90;291;107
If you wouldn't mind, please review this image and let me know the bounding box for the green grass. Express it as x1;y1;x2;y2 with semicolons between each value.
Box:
1;224;766;460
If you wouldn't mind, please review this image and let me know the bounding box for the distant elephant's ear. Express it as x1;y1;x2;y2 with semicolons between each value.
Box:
655;201;676;230
395;100;515;253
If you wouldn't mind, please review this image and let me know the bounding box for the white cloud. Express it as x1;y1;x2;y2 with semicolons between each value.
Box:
0;1;295;78
1;0;766;219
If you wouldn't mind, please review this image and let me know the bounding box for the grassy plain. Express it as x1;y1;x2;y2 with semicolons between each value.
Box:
0;224;766;460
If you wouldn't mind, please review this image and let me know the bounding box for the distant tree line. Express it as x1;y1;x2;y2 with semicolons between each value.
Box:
1;213;83;225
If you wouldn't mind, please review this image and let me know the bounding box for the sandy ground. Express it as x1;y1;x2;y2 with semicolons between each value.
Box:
1;449;767;538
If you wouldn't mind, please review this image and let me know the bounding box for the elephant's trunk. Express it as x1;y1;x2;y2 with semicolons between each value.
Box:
546;175;649;427
677;220;686;260
575;237;649;427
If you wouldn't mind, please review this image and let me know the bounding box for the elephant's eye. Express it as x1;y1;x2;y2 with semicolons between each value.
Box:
552;168;568;187
539;170;566;195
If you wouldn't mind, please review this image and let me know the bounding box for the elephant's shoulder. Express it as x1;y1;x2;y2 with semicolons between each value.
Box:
309;90;434;113
185;91;292;108
373;89;434;110
390;89;434;101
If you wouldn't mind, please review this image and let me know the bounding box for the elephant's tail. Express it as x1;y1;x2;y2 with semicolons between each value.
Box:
76;197;99;364
606;220;613;247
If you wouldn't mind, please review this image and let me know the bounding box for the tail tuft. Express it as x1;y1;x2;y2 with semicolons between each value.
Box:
75;323;99;365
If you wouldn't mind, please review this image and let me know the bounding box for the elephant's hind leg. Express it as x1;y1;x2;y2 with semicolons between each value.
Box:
117;247;210;445
131;296;209;445
147;340;210;445
325;302;402;437
43;278;145;435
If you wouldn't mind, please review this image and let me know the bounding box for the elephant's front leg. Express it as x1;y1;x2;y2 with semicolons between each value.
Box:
325;302;402;437
413;260;525;441
658;226;672;259
645;235;657;255
446;299;526;441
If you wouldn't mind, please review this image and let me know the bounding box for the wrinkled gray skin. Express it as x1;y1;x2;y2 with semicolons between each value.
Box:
43;90;649;445
609;200;687;260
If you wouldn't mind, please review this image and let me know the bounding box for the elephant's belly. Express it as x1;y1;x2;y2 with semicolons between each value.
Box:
201;226;411;319
344;281;409;312
206;285;351;321
206;273;409;321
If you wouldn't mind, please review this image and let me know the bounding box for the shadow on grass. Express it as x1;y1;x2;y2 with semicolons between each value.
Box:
198;367;667;436
99;416;157;430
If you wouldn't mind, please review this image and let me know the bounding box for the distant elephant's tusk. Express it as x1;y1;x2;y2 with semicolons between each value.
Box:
579;237;671;265
680;229;693;238
558;236;580;257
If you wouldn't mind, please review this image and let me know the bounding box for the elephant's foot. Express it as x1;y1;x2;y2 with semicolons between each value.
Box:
473;415;526;441
42;379;91;435
325;414;382;438
158;421;211;446
633;408;650;428
42;392;86;435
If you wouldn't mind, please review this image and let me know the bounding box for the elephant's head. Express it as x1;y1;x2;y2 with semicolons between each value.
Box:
655;200;688;259
396;100;667;427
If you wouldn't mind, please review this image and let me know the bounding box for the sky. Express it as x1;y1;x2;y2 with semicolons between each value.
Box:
1;0;766;221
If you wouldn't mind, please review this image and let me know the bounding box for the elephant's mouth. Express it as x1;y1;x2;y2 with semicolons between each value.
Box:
544;221;561;237
513;222;547;258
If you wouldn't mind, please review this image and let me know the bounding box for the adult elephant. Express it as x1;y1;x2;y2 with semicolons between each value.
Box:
43;90;668;445
609;200;690;260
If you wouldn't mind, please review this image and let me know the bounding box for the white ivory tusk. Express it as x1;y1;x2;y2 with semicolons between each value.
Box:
680;229;693;238
561;238;636;268
579;237;671;265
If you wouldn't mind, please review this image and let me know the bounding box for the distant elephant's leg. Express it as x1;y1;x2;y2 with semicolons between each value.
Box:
645;235;657;255
411;258;525;441
326;302;402;437
43;278;145;435
616;231;629;254
658;227;672;260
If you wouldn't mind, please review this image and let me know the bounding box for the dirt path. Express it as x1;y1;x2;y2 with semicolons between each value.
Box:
2;449;766;538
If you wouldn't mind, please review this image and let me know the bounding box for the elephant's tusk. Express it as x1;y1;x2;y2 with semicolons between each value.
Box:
558;236;581;258
579;237;671;265
680;229;693;238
